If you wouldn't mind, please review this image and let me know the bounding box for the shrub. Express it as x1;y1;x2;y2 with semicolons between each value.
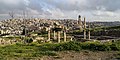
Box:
24;38;33;43
81;42;111;51
39;43;59;51
110;43;120;51
54;41;81;51
95;44;111;51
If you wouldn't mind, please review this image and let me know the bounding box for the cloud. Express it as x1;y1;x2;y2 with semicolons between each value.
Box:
0;0;28;14
0;0;120;21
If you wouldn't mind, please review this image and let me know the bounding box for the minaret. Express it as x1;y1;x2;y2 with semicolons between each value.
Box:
84;17;86;39
88;22;91;40
78;15;83;32
78;15;82;26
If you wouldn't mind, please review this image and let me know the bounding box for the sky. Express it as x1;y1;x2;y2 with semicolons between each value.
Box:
0;0;120;21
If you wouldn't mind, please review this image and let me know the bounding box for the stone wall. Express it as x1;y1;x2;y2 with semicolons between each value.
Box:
0;38;20;45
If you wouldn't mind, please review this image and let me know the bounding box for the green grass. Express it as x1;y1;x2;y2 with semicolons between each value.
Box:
1;40;120;59
91;26;120;32
0;43;57;59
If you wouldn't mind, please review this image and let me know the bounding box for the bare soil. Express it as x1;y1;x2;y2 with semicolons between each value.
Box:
41;51;118;60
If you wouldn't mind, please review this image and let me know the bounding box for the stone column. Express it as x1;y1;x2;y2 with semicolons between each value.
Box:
70;37;73;41
0;40;1;44
57;31;60;43
53;30;56;40
88;22;91;40
48;28;51;41
88;30;90;40
84;17;86;39
63;31;66;42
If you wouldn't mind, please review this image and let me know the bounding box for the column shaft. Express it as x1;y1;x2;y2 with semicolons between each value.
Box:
58;31;60;43
64;31;66;42
48;30;50;41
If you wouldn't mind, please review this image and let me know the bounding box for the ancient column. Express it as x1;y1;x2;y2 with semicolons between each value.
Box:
57;31;60;43
53;30;56;40
88;31;90;40
63;31;66;42
48;28;51;41
0;40;1;44
70;37;73;41
88;22;91;40
84;17;86;39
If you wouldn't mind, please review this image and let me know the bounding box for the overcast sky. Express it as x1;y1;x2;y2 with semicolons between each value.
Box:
0;0;120;21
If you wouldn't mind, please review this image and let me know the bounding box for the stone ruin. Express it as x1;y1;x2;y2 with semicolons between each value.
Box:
77;15;91;40
45;15;91;43
0;38;20;45
0;15;92;45
46;22;68;43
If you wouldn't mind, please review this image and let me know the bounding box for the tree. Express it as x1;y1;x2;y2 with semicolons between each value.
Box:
9;11;15;19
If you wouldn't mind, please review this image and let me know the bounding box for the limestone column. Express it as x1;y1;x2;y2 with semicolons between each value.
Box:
48;28;51;41
84;17;86;39
63;31;66;42
0;40;1;44
57;31;60;43
88;30;90;40
53;30;56;40
88;22;91;40
70;37;73;41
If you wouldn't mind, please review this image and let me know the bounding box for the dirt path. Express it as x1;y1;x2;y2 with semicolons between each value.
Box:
42;51;118;60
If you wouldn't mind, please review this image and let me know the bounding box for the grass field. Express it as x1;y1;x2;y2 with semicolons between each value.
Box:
0;41;120;60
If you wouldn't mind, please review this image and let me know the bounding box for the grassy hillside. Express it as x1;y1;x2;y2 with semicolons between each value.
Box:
1;40;120;59
91;26;120;32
